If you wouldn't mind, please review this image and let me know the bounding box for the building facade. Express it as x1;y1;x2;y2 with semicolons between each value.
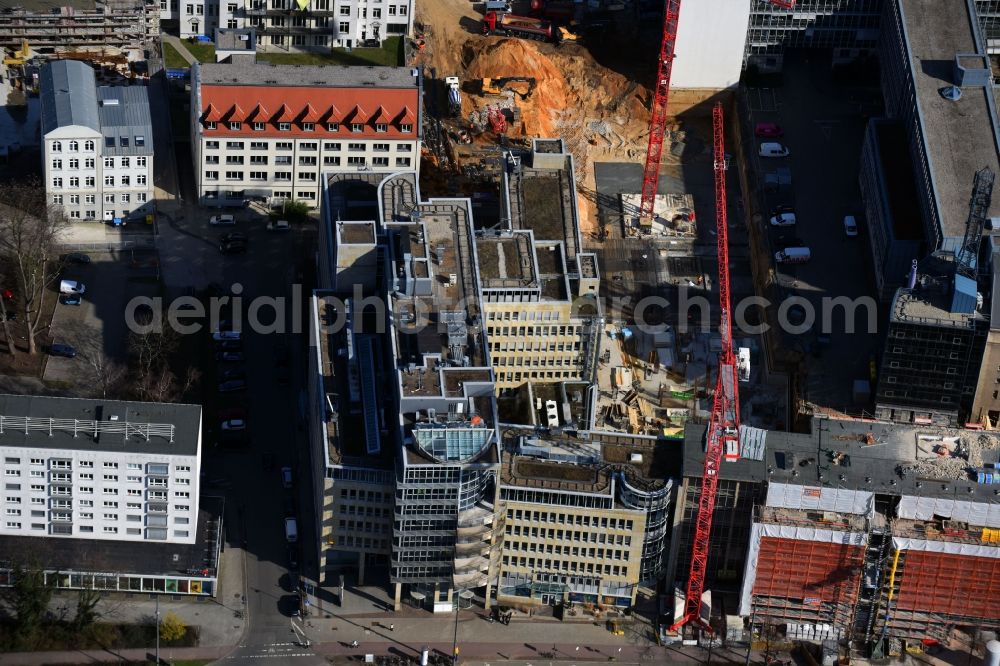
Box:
190;61;421;208
0;0;159;54
40;60;155;224
479;141;602;392
163;0;412;48
0;394;202;544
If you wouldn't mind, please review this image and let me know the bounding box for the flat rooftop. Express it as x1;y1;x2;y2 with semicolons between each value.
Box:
0;496;222;577
0;394;200;457
216;28;256;53
890;283;986;328
198;62;418;89
476;234;536;288
901;0;1000;240
684;418;1000;503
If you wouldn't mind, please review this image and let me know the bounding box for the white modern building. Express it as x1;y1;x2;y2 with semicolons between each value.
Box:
39;60;155;224
190;61;421;207
163;0;412;49
0;395;202;545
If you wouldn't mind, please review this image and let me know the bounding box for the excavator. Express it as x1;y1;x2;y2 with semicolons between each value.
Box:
479;77;537;100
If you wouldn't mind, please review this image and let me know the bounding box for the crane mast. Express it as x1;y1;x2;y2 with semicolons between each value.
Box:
638;0;681;224
670;102;741;633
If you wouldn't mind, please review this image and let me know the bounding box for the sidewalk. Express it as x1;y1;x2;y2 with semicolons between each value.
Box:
161;34;198;66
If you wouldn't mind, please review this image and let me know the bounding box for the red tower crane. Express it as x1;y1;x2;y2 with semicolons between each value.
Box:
669;102;741;634
638;0;681;224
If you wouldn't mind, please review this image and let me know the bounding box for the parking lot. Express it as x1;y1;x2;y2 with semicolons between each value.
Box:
744;51;884;410
44;250;160;389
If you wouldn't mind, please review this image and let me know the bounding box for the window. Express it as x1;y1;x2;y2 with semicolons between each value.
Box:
251;141;268;150
5;521;20;529
86;210;95;219
372;157;389;167
395;157;411;167
250;171;267;180
303;122;315;132
120;175;130;186
68;211;81;219
299;156;317;166
120;137;129;148
348;142;365;152
69;141;78;151
52;194;63;205
229;121;242;131
327;123;340;132
137;156;147;167
401;124;413;133
373;143;390;152
372;7;381;17
52;159;62;169
226;141;244;150
84;140;94;151
399;4;407;15
85;177;95;187
137;174;147;185
135;136;145;147
51;141;61;152
85;158;94;168
30;458;42;466
69;177;79;188
205;171;219;180
297;191;316;200
206;121;217;130
225;171;244;180
253;122;265;131
298;172;316;181
52;178;62;188
274;171;292;181
104;175;114;186
206;155;220;164
104;194;115;204
206;140;220;149
68;158;79;169
70;195;79;204
250;155;268;165
103;474;117;481
103;526;118;534
323;156;341;166
137;193;147;203
351;123;363;133
103;462;118;469
301;142;317;151
347;156;366;166
274;156;292;165
389;4;396;14
278;122;291;132
226;155;244;164
121;157;130;168
104;157;116;169
276;141;293;150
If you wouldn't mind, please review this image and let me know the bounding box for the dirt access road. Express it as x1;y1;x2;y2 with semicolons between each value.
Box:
414;0;483;75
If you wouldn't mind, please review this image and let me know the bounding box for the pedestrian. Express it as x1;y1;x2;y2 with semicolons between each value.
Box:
390;623;395;631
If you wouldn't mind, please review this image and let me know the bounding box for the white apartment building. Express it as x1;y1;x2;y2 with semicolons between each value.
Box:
163;0;412;49
39;60;155;224
0;395;202;545
190;61;421;207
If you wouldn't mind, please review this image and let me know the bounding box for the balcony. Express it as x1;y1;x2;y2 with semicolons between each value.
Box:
454;540;491;557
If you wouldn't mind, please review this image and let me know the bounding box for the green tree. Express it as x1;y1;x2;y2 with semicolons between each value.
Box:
71;587;102;633
281;200;310;224
2;564;57;649
159;611;187;642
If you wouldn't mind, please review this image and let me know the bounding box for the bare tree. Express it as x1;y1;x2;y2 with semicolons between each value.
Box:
0;262;18;357
0;181;69;355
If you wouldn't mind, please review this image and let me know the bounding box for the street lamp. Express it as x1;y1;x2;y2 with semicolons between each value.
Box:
155;595;160;665
452;588;463;666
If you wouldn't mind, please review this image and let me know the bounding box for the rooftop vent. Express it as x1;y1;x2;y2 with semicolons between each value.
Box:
101;98;120;106
940;86;963;101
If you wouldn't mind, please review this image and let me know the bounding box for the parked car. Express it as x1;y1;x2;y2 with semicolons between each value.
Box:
281;466;293;489
754;122;784;138
218;378;248;393
287;545;300;571
220;368;246;381
843;215;859;237
213;330;242;342
221;232;247;244
59;294;82;306
215;351;246;363
59;279;86;295
769;213;797;227
283;497;297;517
46;343;77;358
284;517;298;543
266;220;291;232
221;418;246;431
219;241;247;255
220;406;247;421
62;252;92;265
209;214;236;226
759;142;790;158
770;204;794;218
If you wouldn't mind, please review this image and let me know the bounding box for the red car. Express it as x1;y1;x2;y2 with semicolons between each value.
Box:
755;122;784;138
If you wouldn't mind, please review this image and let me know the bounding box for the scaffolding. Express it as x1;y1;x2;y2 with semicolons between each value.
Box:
0;415;175;442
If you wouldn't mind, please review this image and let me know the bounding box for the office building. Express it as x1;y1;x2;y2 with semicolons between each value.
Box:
679;419;1000;651
190;61;421;208
497;426;671;608
311;169;502;610
0;0;159;54
40;60;155;224
479;140;602;392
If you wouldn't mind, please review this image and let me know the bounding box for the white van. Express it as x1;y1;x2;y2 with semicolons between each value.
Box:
284;517;298;543
775;247;811;264
484;0;512;11
59;280;86;295
759;142;790;158
209;214;236;226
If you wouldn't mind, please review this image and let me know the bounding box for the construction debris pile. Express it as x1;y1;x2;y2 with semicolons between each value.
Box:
901;431;1000;479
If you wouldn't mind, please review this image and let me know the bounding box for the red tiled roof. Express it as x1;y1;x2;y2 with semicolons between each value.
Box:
199;85;420;139
271;104;296;123
202;104;223;122
224;104;245;122
395;106;416;125
299;103;321;122
368;105;389;123
246;103;269;121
